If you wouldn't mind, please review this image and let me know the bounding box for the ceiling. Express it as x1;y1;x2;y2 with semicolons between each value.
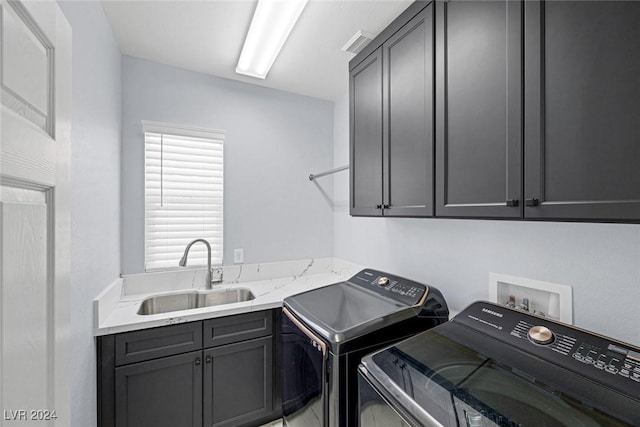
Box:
101;0;412;102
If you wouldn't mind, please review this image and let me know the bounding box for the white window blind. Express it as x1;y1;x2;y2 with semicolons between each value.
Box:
143;121;224;271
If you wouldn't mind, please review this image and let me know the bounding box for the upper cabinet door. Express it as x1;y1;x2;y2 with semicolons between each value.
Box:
525;1;640;221
435;0;523;218
382;4;434;217
350;48;383;216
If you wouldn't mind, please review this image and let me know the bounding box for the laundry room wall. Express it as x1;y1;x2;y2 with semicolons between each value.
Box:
58;1;122;426
332;92;640;347
120;56;334;274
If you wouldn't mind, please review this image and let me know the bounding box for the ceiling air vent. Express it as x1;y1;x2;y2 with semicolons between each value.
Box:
342;30;375;55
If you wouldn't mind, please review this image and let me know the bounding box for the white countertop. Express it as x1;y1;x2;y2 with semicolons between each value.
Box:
94;257;362;336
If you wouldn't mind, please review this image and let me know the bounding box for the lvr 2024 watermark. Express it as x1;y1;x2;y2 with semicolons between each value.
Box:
3;409;57;421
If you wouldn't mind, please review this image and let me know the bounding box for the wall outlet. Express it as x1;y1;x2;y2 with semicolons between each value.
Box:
489;273;573;324
233;248;244;264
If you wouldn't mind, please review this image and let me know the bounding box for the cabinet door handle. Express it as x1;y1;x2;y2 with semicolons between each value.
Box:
376;204;383;209
205;355;212;364
506;199;519;207
382;204;390;209
525;198;540;207
195;358;201;366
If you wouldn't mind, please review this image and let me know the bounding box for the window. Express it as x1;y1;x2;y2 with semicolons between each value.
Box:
143;121;224;271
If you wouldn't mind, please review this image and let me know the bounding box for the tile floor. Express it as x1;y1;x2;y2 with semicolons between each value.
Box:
260;420;283;427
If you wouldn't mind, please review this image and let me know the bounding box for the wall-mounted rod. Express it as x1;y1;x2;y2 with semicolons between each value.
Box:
309;165;349;181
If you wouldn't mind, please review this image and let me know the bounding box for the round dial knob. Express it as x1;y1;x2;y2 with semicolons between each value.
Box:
377;277;390;287
528;325;554;345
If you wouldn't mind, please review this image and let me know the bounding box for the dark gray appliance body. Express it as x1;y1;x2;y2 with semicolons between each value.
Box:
359;301;640;427
282;269;448;427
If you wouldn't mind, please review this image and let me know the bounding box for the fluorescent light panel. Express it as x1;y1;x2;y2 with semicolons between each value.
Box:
236;0;308;79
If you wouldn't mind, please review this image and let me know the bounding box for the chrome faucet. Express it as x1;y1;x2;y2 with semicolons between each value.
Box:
179;239;213;289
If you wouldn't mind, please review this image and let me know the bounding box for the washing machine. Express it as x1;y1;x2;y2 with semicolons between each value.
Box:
282;268;449;426
359;300;640;426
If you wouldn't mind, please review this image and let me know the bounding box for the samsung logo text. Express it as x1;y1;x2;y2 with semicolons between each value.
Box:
482;308;503;318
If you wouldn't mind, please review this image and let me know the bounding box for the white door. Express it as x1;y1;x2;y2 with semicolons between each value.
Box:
0;0;71;425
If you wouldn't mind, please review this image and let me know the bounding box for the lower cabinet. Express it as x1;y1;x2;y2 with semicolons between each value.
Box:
115;351;203;427
204;337;273;427
98;310;281;427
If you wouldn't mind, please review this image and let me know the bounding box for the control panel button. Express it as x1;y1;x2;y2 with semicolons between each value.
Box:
605;365;619;375
528;325;555;345
376;277;390;287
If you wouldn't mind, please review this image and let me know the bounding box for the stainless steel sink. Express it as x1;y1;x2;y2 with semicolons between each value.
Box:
198;288;254;307
138;292;198;315
137;288;255;315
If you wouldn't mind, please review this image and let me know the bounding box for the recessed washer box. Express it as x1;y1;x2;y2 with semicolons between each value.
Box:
489;273;573;324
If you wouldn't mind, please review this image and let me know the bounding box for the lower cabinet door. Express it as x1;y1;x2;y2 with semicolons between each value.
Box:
115;350;203;427
204;336;274;427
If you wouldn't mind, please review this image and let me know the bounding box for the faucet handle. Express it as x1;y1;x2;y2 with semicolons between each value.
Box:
211;267;223;283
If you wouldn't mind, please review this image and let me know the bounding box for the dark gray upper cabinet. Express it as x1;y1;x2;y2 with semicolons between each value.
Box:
524;1;640;221
383;5;434;217
435;0;523;218
350;48;384;216
350;2;434;217
115;351;203;427
351;0;640;222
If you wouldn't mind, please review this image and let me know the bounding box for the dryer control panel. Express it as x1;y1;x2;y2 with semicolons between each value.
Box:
349;269;426;306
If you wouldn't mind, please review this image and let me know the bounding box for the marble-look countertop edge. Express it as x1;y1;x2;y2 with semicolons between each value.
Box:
96;298;285;336
94;262;361;336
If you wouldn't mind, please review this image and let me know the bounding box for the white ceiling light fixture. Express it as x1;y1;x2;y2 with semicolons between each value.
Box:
236;0;309;79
